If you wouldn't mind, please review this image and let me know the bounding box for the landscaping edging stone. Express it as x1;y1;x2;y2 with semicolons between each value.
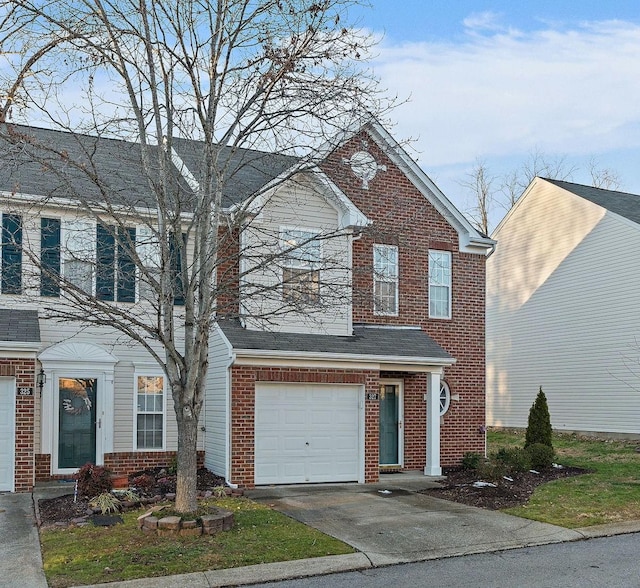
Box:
137;505;234;537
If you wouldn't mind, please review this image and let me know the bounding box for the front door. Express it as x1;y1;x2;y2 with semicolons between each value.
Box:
379;383;402;466
58;377;97;469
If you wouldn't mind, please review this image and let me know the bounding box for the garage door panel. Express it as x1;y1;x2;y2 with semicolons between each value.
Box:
0;379;16;492
255;383;361;485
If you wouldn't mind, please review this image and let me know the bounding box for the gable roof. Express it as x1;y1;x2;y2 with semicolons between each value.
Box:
171;137;298;209
0;309;40;344
217;319;454;366
544;178;640;225
0;124;173;209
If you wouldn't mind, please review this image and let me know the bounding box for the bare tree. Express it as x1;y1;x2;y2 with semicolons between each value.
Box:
588;156;622;190
461;159;494;235
0;0;388;513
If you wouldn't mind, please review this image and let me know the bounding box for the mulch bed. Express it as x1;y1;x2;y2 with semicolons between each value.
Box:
38;467;227;528
420;465;590;510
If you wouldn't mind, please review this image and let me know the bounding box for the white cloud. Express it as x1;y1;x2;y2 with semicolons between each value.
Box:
373;20;640;169
462;11;505;32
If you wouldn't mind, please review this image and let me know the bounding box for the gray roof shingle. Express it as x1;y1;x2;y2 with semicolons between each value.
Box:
0;124;297;211
545;178;640;225
0;309;40;343
218;319;453;364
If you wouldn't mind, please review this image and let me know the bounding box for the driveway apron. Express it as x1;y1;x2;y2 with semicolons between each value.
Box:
248;474;582;566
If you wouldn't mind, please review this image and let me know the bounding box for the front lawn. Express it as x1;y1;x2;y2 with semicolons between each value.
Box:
41;497;354;588
489;429;640;528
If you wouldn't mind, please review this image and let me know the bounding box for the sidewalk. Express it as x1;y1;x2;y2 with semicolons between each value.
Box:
1;476;639;588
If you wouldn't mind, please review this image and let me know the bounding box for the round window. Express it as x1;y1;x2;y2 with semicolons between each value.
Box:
439;381;451;415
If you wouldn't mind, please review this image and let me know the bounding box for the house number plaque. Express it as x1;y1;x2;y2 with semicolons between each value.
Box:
17;387;34;396
366;392;379;401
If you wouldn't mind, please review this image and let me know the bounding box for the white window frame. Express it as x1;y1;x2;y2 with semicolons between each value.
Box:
439;380;451;416
429;250;452;319
134;372;166;451
280;227;322;305
136;224;161;303
62;219;95;295
373;244;398;316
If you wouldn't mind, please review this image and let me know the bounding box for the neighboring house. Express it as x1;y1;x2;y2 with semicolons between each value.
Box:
487;177;640;438
0;120;494;493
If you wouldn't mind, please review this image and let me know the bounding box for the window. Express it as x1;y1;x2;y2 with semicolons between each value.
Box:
96;224;136;303
429;250;451;319
373;244;398;315
63;219;94;293
280;228;321;305
1;214;22;294
440;380;451;416
41;218;61;297
136;225;160;303
135;375;165;450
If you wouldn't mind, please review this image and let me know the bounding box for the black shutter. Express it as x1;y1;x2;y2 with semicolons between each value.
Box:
117;227;136;303
170;232;185;306
2;214;22;295
96;223;115;301
41;218;61;297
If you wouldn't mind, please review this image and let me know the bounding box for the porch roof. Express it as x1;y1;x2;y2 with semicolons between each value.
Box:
0;309;40;343
217;319;454;365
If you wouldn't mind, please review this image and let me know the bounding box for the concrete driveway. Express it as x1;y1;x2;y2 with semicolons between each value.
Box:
247;472;583;566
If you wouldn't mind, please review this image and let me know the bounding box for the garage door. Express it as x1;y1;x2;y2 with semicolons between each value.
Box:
255;383;361;485
0;379;16;492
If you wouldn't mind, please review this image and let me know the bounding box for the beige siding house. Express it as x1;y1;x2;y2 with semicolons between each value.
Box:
487;177;640;437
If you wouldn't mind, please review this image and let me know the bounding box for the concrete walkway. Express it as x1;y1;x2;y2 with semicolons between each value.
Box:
2;473;639;587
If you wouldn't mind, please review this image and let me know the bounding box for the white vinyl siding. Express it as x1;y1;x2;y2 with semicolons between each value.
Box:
373;244;398;315
204;328;231;478
241;177;351;335
487;179;640;435
429;250;451;319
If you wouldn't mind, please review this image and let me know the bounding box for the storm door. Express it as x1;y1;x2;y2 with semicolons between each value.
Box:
379;383;402;466
58;377;97;469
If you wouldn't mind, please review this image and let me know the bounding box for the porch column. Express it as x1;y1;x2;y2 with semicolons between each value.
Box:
425;371;442;476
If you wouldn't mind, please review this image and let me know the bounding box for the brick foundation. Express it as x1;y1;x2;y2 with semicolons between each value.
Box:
0;358;37;492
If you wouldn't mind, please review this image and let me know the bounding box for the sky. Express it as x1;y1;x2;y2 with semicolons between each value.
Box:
350;0;640;229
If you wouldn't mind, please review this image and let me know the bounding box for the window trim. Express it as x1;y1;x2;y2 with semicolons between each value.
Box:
280;227;322;305
373;244;399;316
428;249;452;320
133;372;166;451
439;380;451;416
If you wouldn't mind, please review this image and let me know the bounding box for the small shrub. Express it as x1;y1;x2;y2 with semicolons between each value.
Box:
525;387;553;450
526;443;555;470
167;455;178;475
461;452;483;470
494;447;531;473
212;485;228;498
76;463;113;498
476;459;507;482
89;492;121;514
131;474;155;492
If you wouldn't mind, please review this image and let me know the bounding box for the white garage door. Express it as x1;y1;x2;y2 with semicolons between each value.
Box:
255;383;362;485
0;379;16;492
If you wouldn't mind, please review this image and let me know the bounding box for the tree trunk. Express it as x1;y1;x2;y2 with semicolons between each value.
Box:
174;411;199;513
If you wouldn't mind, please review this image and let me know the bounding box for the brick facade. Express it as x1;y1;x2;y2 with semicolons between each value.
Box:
321;131;487;465
0;358;37;492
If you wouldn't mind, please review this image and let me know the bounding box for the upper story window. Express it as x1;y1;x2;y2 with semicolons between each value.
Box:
1;213;22;295
135;374;165;450
373;244;398;315
429;250;451;319
280;228;321;305
63;219;94;294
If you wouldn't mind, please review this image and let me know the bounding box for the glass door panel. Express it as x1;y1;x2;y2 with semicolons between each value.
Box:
379;384;399;465
58;377;97;468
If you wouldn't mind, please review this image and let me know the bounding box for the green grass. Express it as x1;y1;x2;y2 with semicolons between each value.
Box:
41;497;355;588
489;429;640;528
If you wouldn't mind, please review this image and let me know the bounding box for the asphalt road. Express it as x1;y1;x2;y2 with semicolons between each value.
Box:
243;533;640;588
